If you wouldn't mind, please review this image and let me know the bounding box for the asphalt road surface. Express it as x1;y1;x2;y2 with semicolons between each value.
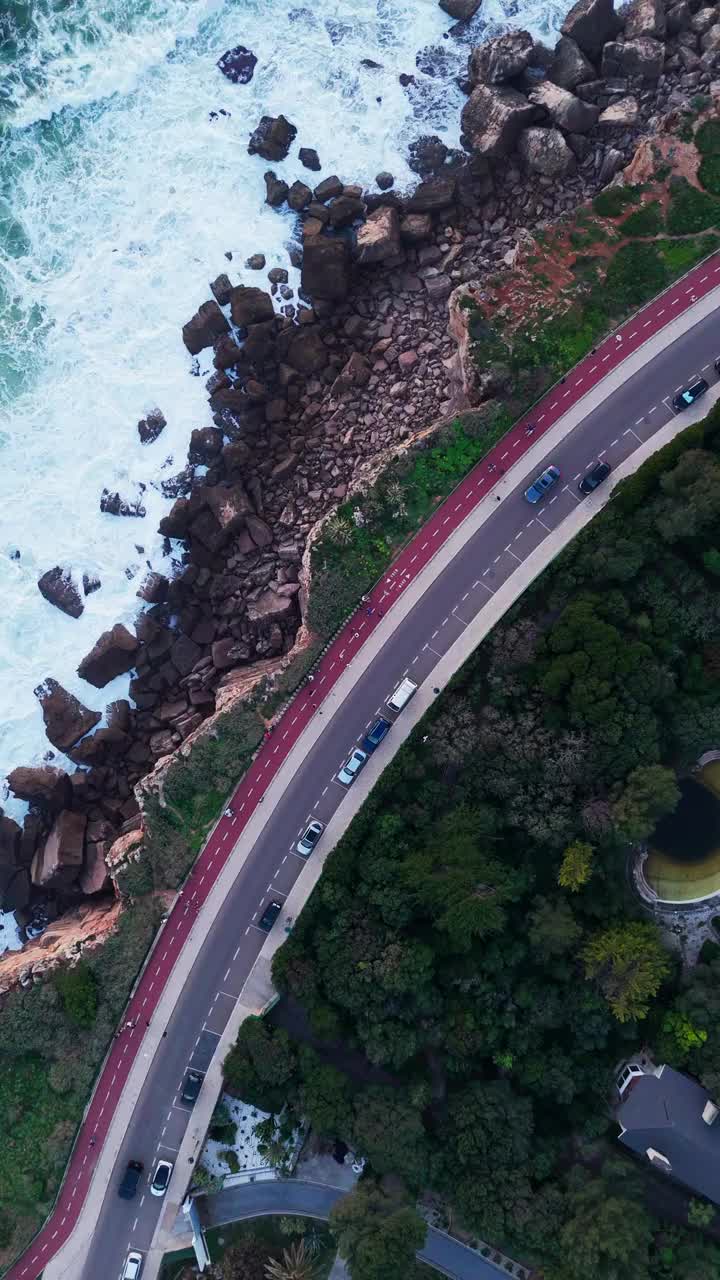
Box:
84;303;720;1280
9;257;720;1280
199;1180;508;1280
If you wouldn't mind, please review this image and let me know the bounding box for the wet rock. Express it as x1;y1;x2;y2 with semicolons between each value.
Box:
355;205;401;264
408;135;449;175
189;426;224;464
528;81;600;131
265;171;289;206
100;489;146;518
313;175;344;202
327;195;366;227
299;147;321;171
38;566;84;619
440;0;482;16
405;175;457;211
468;30;535;84
229;285;274;326
461;83;536;157
301;237;351;300
7;765;71;811
246;253;266;270
288;180;312;210
248;114;297;162
77;623;140;688
519;126;575;176
182;299;230;354
548;36;595;89
561;0;618;59
287;327;328;373
35;678;102;752
217;45;258;84
159;496;191;539
601;38;664;81
375;171;395;189
83;574;102;596
137;408;167;445
400;212;434;242
137;571;169;604
625;0;665;40
598;95;640;126
332;351;371;394
210;273;234;306
171;634;201;676
31;810;87;888
204;481;255;535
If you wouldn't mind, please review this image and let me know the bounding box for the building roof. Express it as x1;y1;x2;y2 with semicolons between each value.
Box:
617;1065;720;1204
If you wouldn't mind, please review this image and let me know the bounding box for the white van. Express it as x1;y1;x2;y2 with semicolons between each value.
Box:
386;677;418;714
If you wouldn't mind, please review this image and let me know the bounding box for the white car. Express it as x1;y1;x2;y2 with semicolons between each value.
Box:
123;1252;143;1280
337;748;367;786
297;820;325;857
150;1158;173;1197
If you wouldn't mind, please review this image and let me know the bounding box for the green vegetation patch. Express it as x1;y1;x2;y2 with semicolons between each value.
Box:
592;184;643;218
666;176;720;235
620;200;664;238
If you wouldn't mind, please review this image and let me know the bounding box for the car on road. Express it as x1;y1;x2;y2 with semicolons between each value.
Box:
337;748;367;786
524;464;560;504
180;1069;204;1106
579;461;611;494
258;898;283;931
150;1158;173;1197
122;1252;143;1280
362;716;391;753
296;820;324;857
118;1160;144;1200
672;377;708;411
715;356;720;375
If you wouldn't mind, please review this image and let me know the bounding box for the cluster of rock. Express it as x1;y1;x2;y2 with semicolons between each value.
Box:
6;0;719;956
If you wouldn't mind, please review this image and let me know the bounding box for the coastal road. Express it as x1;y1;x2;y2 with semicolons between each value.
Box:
196;1179;508;1280
9;256;720;1280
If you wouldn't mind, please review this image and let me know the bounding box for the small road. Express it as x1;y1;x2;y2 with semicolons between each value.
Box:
198;1180;509;1280
8;258;720;1280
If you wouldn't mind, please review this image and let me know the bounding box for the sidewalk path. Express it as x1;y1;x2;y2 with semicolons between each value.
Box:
8;252;720;1280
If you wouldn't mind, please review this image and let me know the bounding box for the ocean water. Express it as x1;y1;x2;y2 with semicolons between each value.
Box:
0;0;572;950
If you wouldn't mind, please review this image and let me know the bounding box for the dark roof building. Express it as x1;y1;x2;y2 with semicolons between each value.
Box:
617;1062;720;1203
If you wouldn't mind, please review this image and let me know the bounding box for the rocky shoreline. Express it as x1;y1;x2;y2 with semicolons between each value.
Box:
2;0;719;970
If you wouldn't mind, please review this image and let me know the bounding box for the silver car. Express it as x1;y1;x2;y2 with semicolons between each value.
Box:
337;748;367;786
122;1253;143;1280
297;820;324;857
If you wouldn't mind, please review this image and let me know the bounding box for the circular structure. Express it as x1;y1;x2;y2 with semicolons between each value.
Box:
642;764;720;904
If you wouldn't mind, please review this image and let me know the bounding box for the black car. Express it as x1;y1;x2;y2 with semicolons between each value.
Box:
579;461;611;494
118;1159;144;1200
672;377;708;411
362;716;392;754
715;356;720;375
258;898;282;932
180;1068;204;1106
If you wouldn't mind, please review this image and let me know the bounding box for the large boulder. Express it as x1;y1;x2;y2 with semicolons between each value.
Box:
518;126;575;176
287;328;328;374
561;0;618;58
31;810;87;888
408;135;448;175
188;426;223;464
468;30;535;84
528;81;600;131
137;408;166;444
601;38;664;80
37;566;84;619
702;24;720;52
79;842;111;895
229;286;274;327
247;114;297;161
203;482;255;535
77;623;139;688
355;206;401;264
548;36;596;88
404;175;457;212
34;679;101;753
461;83;536;157
247;588;295;626
301;237;351;300
7;765;71;810
217;45;257;83
598;95;640;126
439;0;482;17
182;300;230;355
624;0;665;39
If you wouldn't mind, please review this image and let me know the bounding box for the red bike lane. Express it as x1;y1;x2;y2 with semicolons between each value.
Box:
10;252;720;1280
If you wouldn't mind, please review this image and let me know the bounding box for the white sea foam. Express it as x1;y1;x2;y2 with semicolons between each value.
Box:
0;0;573;948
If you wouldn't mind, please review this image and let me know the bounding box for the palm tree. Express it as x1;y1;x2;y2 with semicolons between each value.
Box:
264;1239;323;1280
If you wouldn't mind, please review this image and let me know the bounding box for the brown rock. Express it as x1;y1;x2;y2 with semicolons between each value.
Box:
159;497;191;540
204;482;255;534
548;36;595;89
34;679;101;752
624;0;665;40
229;286;274;326
247;588;295;625
32;810;87;888
327;195;366;227
246;515;273;548
79;843;111;895
518;126;576;177
299;147;321;171
7;765;72;810
561;0;618;58
264;171;289;206
313;175;344;202
248;114;297;162
182;300;230;355
461;83;536;158
211;637;251;670
137;408;167;445
468;30;534;84
38;566;84;619
405;176;457;212
188;426;224;464
210;273;234;305
137;572;169;604
287;327;328;373
77;623;139;688
355;206;401;264
171;634;201;676
288;180;313;210
301;238;351;300
528;81;600;132
400;213;434;243
601;38;664;80
440;0;482;17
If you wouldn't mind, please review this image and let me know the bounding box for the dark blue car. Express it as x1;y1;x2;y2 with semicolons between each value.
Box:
363;717;392;753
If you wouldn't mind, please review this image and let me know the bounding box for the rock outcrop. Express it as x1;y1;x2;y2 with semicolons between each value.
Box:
34;679;101;753
77;624;140;688
7;766;71;810
217;45;257;84
461;84;536;157
561;0;619;58
37;566;84;619
519;126;576;176
468;31;535;84
248;114;297;161
31;810;87;888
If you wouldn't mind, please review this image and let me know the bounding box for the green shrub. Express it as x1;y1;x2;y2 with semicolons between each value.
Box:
621;201;664;237
657;233;720;275
612;420;706;514
666;176;720;235
54;962;98;1029
696;119;720;156
592;185;642;218
699;154;720;197
698;939;720;966
604;241;667;314
219;1148;240;1173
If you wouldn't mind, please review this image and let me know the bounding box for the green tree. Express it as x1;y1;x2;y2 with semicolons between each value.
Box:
329;1184;426;1280
223;1018;297;1112
558;841;595;892
550;1165;653;1280
613;764;680;841
265;1239;323;1280
583;922;670;1022
219;1236;272;1280
528;895;582;958
688;1198;715;1228
53;963;98;1029
297;1047;354;1139
352;1087;430;1187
